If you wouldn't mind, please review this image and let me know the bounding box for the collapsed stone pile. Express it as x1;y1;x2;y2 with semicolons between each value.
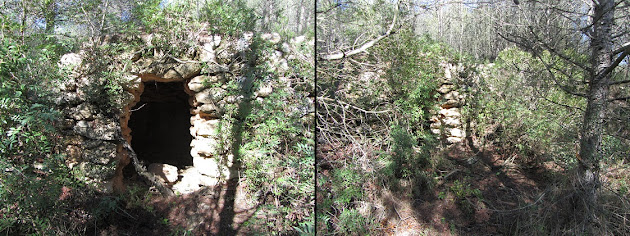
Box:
55;31;307;194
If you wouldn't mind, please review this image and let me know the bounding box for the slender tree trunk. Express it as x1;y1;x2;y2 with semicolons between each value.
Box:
577;0;614;232
21;0;27;44
43;0;56;34
295;0;303;34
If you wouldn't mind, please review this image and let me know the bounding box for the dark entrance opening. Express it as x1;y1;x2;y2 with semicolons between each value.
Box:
128;81;193;168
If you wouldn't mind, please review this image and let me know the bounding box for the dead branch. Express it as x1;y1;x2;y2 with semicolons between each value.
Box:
319;11;397;60
121;139;174;197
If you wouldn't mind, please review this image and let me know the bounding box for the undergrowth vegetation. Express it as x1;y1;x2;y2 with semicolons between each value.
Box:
1;0;313;234
214;34;314;233
317;30;461;233
470;48;587;167
468;47;630;235
317;28;630;234
0;27;80;234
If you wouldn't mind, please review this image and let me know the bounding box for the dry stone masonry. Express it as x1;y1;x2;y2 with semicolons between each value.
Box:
55;31;307;194
430;63;468;144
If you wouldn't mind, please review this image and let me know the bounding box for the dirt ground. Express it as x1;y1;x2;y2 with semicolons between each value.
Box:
350;136;566;235
85;175;265;235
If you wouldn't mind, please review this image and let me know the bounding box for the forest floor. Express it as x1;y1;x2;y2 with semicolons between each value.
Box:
87;175;263;235
375;136;565;235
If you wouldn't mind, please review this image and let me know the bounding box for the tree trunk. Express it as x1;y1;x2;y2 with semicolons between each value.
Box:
576;0;614;232
43;0;56;34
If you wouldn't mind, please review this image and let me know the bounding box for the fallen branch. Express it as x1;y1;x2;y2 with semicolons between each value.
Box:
121;139;174;196
319;10;398;60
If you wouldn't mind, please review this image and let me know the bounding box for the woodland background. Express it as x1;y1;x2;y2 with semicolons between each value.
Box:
317;0;630;235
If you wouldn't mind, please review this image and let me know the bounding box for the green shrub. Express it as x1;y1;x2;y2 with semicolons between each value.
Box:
317;31;453;235
200;0;258;36
0;34;90;235
336;208;375;235
215;36;314;234
377;32;445;124
388;125;431;179
473;47;585;166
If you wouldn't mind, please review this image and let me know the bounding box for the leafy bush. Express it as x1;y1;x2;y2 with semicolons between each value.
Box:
336;208;375;235
317;31;453;234
388;125;431;179
472;47;586;166
200;0;258;36
130;0;258;56
213;36;314;234
375;32;444;182
0;29;89;235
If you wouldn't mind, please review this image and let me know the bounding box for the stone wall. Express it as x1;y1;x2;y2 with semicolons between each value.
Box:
430;63;468;144
55;31;306;194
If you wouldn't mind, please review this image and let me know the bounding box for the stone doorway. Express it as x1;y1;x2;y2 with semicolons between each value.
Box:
128;81;193;169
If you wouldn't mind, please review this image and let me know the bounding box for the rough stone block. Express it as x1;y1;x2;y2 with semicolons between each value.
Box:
73;118;119;140
174;63;201;79
199;175;219;186
291;35;306;45
78;161;117;180
430;122;441;129
222;95;243;105
213;35;221;47
163;68;181;80
191;119;220;137
255;84;273;98
199;43;216;63
442;117;461;127
444;91;460;101
58;79;77;91
274;59;289;72
447;137;464;144
188;75;225;92
191;137;220;156
82;140;117;165
448;128;465;138
438;84;454;94
262;32;281;44
148;163;179;183
60;53;82;67
172;169;202;194
54;92;82;105
121;75;141;90
195;87;226;104
441;99;461;109
439;108;461;118
205;64;230;74
72;103;96;120
63;135;84;145
191;155;221;177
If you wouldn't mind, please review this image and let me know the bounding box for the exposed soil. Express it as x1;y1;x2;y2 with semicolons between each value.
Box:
151;183;261;235
374;137;564;235
84;174;265;236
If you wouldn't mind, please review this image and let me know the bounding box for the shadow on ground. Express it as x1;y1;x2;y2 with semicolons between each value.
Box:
373;133;564;235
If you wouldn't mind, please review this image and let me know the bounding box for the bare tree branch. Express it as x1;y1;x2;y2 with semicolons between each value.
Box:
613;41;630;55
609;96;630;102
600;46;630;79
319;11;397;60
316;2;342;14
